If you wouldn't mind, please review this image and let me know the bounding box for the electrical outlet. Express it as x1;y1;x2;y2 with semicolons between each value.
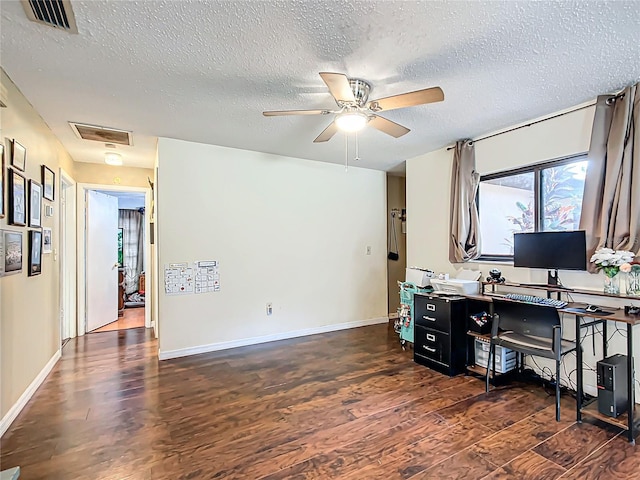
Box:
366;246;372;255
266;303;273;316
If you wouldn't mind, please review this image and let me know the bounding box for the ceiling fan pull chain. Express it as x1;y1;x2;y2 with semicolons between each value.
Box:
345;133;349;171
355;131;359;161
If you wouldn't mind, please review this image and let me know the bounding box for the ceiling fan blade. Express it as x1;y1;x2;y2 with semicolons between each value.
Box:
319;72;356;103
367;87;444;112
263;109;329;116
313;121;339;143
368;115;410;138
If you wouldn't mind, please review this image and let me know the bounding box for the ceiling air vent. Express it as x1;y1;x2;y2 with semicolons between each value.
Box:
21;0;78;34
69;122;133;146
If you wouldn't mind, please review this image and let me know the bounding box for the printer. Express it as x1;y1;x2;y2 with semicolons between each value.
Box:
430;269;481;295
405;267;435;288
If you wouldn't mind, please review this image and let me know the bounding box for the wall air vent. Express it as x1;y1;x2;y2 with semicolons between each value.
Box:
69;122;133;146
21;0;78;34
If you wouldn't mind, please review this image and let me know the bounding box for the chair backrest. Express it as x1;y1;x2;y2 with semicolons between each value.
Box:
493;298;561;338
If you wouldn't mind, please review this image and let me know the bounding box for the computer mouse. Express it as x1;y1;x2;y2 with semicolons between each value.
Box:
585;305;599;312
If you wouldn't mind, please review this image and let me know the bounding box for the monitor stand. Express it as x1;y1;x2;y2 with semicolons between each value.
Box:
548;269;559;286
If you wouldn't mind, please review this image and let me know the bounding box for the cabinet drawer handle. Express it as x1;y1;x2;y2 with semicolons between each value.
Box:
426;304;436;311
423;346;436;353
426;333;436;342
423;316;436;322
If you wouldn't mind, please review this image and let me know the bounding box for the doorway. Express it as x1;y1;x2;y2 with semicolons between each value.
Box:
59;169;77;345
94;190;147;333
387;174;407;317
77;184;152;335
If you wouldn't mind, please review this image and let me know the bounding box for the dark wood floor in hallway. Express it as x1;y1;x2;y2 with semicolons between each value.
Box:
1;324;639;479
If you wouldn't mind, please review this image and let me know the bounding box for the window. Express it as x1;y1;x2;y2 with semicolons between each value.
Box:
478;155;588;259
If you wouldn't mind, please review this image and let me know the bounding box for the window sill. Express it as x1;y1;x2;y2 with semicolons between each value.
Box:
469;258;514;266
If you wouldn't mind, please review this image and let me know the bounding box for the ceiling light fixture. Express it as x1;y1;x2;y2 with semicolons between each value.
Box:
104;152;123;166
335;111;368;132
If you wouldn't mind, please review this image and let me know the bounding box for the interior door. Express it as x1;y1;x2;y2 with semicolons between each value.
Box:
86;190;119;331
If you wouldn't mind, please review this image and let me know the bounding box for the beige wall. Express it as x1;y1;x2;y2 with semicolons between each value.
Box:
406;105;640;399
0;69;75;421
0;69;154;426
157;138;388;357
387;175;406;315
73;162;152;188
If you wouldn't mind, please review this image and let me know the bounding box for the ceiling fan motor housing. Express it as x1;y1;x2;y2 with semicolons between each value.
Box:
346;78;371;107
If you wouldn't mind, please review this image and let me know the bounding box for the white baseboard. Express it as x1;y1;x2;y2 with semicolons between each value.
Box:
159;316;389;360
1;350;61;437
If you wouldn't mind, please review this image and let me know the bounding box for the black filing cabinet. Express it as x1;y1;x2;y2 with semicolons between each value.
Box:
413;294;467;376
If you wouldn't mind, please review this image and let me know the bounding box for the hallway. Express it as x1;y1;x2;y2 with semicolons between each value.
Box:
91;307;146;333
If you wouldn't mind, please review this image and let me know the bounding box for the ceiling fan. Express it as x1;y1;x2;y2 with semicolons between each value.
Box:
263;72;444;143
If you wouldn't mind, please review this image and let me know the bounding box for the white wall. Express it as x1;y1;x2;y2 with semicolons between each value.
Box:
407;105;640;399
157;138;388;358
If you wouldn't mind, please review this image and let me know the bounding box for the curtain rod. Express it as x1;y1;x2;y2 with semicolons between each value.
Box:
446;102;597;151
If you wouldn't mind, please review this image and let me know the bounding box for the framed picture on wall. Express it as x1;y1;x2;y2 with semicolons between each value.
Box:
28;229;42;276
1;229;23;276
42;165;55;201
0;144;5;218
11;140;26;172
29;179;43;228
8;168;26;226
43;227;52;254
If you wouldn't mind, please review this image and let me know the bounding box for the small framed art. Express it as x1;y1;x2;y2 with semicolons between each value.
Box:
28;229;42;276
11;140;26;171
29;180;43;228
0;144;5;218
43;227;52;254
1;229;23;276
42;165;55;201
8;169;26;226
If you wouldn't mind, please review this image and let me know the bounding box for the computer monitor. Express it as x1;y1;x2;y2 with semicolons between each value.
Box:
513;230;587;284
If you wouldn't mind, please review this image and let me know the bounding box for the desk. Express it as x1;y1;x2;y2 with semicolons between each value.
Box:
469;284;640;444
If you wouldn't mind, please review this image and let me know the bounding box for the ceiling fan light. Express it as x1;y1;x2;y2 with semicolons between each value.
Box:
336;112;368;132
104;152;123;166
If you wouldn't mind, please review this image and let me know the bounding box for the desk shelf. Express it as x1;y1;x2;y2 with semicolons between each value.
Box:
581;400;640;432
481;280;640;301
465;331;516;380
466;332;491;377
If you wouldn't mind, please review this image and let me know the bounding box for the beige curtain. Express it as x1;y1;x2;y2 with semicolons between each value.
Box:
579;84;640;271
119;209;145;294
449;139;481;262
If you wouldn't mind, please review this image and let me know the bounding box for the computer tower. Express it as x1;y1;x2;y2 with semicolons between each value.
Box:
597;354;628;418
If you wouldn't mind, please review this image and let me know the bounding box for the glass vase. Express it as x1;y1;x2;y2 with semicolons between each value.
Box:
627;270;640;296
603;271;620;295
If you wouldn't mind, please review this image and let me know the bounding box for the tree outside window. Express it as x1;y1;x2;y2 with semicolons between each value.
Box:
478;156;588;259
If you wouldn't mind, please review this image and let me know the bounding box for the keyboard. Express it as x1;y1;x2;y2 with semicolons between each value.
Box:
503;293;567;308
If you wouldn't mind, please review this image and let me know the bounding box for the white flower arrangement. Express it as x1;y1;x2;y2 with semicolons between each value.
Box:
590;248;635;277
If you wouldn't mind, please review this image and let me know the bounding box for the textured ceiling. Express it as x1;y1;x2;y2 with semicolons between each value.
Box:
1;1;639;172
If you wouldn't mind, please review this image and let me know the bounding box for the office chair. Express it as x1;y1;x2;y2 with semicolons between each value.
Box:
485;298;577;421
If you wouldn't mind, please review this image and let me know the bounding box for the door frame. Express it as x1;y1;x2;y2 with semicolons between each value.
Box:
59;168;77;341
77;183;152;335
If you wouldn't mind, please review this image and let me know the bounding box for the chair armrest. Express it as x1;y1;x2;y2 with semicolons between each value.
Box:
491;313;500;339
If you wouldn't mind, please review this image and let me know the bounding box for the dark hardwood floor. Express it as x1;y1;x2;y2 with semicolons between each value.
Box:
1;324;639;479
